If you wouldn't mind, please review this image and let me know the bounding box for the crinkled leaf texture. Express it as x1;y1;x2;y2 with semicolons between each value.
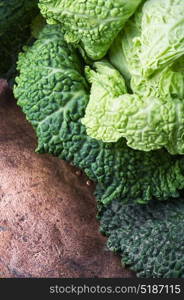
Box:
138;0;184;78
110;2;184;94
107;2;184;154
14;25;184;205
99;198;184;278
131;58;184;100
110;0;184;79
38;0;143;60
81;61;184;154
82;61;128;142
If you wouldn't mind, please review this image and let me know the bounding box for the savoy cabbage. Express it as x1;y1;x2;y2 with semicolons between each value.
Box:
82;0;184;154
10;0;184;279
14;25;184;206
38;0;143;60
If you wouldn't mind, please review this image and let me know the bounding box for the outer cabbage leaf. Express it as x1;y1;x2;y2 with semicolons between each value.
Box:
38;0;143;60
14;25;184;205
138;0;184;78
99;198;184;278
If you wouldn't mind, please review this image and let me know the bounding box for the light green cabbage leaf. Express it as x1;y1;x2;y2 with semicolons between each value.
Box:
132;58;184;99
109;0;184;92
38;0;143;60
138;0;184;78
82;61;184;154
109;6;142;84
81;61;127;142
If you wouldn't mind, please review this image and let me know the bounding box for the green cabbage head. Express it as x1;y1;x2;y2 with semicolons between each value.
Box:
82;0;184;155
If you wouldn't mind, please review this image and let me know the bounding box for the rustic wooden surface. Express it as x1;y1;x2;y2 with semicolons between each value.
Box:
0;81;135;278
